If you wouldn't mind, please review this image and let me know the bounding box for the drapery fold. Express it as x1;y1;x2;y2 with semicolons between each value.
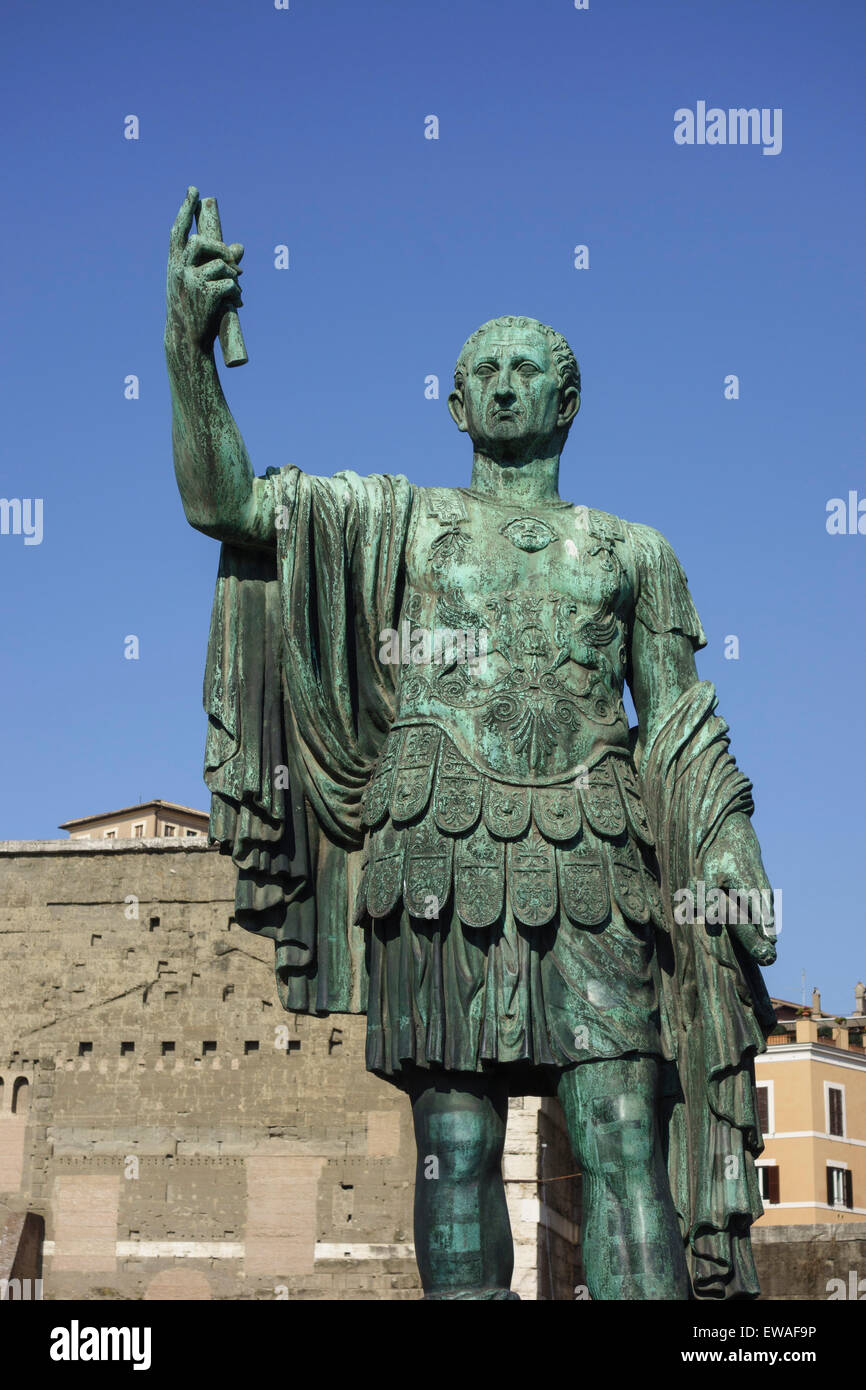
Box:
203;466;414;1013
640;680;776;1299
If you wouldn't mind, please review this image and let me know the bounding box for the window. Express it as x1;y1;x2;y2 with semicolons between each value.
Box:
827;1165;853;1209
162;824;177;837
755;1084;771;1135
754;1079;774;1134
103;829;117;840
244;1041;259;1055
78;1042;92;1057
132;822;145;838
120;1042;134;1056
757;1165;779;1204
202;1041;217;1055
184;828;199;837
11;1077;29;1116
828;1085;845;1137
161;1041;175;1056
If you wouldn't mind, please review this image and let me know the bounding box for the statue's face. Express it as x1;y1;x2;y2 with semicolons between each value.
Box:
449;326;575;458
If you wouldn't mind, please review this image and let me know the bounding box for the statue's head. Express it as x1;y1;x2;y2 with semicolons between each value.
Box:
448;316;580;460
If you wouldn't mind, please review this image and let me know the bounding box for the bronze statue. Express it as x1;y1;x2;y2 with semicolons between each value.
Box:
166;187;777;1300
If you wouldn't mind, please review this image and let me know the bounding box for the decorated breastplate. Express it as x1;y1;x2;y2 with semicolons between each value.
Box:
390;488;634;784
357;492;663;934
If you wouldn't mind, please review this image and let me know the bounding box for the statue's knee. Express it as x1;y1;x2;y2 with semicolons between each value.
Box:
583;1092;656;1178
419;1105;502;1183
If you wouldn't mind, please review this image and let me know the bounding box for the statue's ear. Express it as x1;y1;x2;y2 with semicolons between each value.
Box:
558;385;580;428
448;389;468;432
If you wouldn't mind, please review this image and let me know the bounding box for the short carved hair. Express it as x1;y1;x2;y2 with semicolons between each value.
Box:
453;316;581;399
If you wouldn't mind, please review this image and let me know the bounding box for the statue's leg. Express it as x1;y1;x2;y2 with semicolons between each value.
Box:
556;1056;690;1300
407;1070;516;1300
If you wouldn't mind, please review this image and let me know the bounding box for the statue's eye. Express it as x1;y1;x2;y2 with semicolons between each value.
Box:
518;363;539;376
475;363;496;377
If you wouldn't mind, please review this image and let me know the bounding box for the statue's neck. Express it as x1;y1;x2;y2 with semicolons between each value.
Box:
468;451;562;505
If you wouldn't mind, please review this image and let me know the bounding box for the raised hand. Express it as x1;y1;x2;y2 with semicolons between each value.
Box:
165;186;244;359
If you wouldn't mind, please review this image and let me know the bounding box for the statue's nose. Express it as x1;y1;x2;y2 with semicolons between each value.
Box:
494;371;515;400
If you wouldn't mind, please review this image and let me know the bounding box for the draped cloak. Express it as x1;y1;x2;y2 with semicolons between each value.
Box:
202;464;776;1299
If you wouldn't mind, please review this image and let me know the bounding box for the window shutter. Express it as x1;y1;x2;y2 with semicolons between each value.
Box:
756;1086;769;1134
844;1170;853;1210
829;1087;844;1137
767;1166;779;1205
827;1168;835;1206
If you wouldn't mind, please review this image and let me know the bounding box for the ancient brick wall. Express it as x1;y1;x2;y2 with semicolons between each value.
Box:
0;840;419;1300
0;839;577;1300
752;1223;866;1301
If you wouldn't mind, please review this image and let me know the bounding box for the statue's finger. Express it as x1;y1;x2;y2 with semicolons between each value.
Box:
184;234;241;268
204;278;243;310
169;187;200;256
759;898;775;930
198;258;241;284
732;920;767;958
724;883;774;930
227;243;244;264
729;917;776;965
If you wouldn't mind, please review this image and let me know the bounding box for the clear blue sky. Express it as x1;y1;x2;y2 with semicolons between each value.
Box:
2;0;864;1012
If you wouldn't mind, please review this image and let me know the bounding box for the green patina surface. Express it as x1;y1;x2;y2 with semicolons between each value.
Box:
166;188;777;1301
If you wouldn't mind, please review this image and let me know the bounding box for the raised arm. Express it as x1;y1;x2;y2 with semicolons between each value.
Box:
165;187;275;547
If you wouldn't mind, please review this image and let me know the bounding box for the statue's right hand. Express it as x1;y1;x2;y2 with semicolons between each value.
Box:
165;186;244;357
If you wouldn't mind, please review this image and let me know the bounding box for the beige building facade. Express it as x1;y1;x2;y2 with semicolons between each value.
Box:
755;1004;866;1227
59;800;209;842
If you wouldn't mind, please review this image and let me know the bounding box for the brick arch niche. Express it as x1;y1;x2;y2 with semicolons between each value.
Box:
11;1077;29;1116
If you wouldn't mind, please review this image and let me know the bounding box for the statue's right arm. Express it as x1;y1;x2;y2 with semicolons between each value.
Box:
165;188;275;549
